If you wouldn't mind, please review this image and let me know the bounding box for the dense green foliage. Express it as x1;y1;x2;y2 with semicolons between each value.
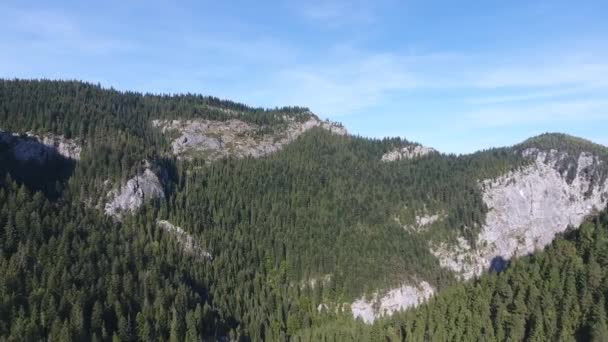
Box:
0;79;311;185
0;177;225;341
302;208;608;341
1;79;606;340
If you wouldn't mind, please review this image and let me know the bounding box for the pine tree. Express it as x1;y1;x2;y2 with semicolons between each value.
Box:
590;298;608;342
169;308;184;342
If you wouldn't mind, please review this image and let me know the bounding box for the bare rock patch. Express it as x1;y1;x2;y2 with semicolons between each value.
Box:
351;281;435;324
433;149;608;279
0;130;81;162
152;116;346;160
104;167;165;219
381;145;436;162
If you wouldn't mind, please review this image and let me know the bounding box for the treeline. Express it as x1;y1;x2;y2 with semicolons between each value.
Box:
0;79;312;186
0;79;312;138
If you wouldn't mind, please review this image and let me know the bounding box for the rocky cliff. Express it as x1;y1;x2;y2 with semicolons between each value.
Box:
433;148;608;279
0;131;81;162
353;145;608;323
351;281;435;324
104;167;165;219
152;116;347;160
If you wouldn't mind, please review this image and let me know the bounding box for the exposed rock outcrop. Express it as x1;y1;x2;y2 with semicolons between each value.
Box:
156;220;213;260
394;206;445;233
319;121;348;136
407;212;444;233
433;148;608;279
152;116;347;160
301;274;332;289
415;213;442;227
351;281;435;324
0;131;81;162
104;168;165;219
381;145;436;162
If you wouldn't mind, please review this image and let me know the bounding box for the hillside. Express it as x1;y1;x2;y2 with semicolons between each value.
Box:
295;208;608;341
1;79;607;340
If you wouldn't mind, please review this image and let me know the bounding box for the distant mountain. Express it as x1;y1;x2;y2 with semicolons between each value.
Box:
1;79;607;341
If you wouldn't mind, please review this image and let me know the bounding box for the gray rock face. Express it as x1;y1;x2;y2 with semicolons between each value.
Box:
0;131;81;162
381;145;436;162
104;168;165;219
156;220;213;260
367;147;607;323
319;121;348;136
351;281;435;324
433;148;608;279
152;116;347;160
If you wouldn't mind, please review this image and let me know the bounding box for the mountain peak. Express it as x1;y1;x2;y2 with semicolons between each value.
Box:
518;133;607;155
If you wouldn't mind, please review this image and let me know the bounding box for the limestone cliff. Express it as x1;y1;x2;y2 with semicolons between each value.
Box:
152;115;347;160
104;168;165;219
354;144;607;323
433;148;608;279
0;131;81;162
351;281;435;324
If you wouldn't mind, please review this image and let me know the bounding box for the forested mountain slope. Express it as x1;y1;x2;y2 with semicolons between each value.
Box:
1;79;607;340
294;208;608;341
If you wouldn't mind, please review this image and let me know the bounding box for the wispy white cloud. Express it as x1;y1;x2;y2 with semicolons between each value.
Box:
291;0;378;27
472;61;608;89
465;86;595;105
459;53;608;127
248;52;419;116
0;5;134;56
243;45;608;118
467;99;608;127
180;34;295;65
213;41;608;126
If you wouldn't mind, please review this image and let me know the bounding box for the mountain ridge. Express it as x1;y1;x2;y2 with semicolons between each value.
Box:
1;79;607;340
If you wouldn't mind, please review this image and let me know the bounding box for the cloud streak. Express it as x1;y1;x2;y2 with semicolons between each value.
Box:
472;62;608;89
467;99;608;127
0;5;134;57
248;52;420;116
292;0;378;27
465;87;593;105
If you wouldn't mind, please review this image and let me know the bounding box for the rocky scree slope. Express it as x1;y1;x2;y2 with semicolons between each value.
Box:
156;220;213;260
153;114;347;160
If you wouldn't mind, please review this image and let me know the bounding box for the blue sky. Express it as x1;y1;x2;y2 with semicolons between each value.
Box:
1;0;607;153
